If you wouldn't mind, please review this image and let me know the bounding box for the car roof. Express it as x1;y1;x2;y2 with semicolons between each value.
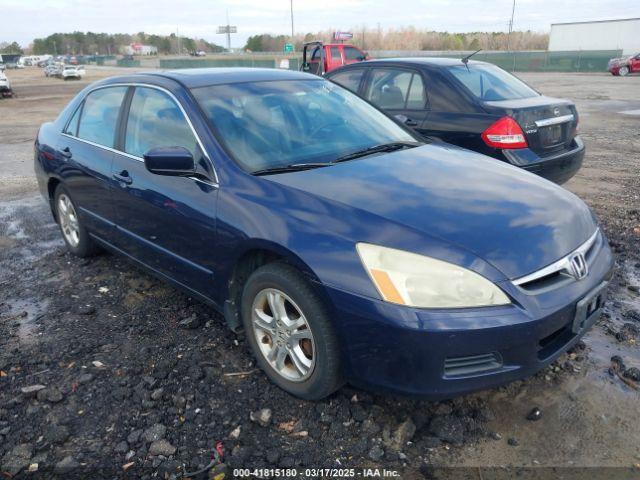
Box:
121;68;318;89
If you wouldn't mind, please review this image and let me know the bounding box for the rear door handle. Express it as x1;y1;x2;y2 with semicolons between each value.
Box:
61;147;72;159
113;171;132;185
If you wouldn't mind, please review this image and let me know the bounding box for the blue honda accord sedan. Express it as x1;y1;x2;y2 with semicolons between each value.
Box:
34;68;613;400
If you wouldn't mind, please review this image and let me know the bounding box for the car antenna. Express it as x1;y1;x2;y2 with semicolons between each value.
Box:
461;49;482;70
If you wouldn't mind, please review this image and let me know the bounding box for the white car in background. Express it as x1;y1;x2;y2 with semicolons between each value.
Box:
0;72;13;98
61;65;84;80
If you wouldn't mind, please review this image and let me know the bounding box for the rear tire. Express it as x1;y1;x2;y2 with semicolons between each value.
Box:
53;185;100;258
241;262;343;400
619;66;629;76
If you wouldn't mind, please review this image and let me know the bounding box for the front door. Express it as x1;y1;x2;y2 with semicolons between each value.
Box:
110;86;219;298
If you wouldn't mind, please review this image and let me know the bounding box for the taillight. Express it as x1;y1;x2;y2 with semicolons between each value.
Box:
481;116;528;149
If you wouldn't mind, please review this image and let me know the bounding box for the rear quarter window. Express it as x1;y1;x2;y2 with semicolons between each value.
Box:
424;70;472;113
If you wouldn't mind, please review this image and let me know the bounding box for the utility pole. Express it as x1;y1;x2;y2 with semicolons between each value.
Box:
507;0;516;71
226;11;231;51
290;0;295;40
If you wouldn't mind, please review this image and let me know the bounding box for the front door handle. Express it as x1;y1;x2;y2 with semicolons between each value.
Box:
113;171;132;185
404;118;418;127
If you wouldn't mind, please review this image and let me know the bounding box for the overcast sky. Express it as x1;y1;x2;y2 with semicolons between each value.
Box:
3;0;639;48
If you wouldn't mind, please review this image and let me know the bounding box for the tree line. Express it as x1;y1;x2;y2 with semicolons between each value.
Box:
27;32;224;55
0;42;23;54
245;27;549;52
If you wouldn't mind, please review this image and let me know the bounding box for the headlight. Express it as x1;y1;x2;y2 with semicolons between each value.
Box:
356;243;510;308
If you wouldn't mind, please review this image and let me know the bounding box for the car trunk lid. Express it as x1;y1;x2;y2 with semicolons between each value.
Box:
483;96;578;157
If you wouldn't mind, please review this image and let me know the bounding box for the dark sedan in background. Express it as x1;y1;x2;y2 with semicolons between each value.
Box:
327;58;584;184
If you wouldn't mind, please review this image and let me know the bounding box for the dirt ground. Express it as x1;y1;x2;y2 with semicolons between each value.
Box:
0;66;639;479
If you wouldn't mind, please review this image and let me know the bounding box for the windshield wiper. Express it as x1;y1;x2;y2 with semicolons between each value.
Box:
331;141;420;164
251;163;330;176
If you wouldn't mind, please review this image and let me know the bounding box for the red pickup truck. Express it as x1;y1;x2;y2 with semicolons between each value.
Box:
301;42;369;75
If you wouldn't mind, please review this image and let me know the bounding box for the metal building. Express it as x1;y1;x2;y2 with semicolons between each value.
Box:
549;18;640;54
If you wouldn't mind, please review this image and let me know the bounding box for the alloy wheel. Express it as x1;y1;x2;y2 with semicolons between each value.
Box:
251;288;316;382
57;194;80;247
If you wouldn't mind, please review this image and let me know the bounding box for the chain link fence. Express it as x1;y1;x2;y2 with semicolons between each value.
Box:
371;50;622;73
113;50;622;73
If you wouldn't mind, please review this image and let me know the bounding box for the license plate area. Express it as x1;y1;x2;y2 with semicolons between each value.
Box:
572;281;608;334
541;124;565;147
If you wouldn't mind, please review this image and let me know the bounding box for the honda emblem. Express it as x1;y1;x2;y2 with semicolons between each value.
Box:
569;253;588;280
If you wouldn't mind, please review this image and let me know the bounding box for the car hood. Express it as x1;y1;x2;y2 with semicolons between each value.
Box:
266;143;597;279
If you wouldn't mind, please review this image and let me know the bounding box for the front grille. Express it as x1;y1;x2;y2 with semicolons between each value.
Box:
444;352;503;378
514;229;601;294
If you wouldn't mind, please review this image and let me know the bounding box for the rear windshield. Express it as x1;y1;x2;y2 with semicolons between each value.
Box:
447;64;539;101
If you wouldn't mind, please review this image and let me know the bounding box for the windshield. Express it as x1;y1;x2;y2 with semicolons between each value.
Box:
448;64;539;101
192;79;417;172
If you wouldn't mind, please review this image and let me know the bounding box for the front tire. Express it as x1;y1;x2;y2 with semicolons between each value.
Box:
54;185;100;257
241;263;343;400
619;66;629;76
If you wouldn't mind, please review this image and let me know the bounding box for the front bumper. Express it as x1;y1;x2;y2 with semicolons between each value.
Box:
502;136;585;185
322;234;614;398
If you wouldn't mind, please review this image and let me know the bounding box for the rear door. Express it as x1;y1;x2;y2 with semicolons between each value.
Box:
110;85;219;297
419;68;495;151
363;67;429;129
57;86;128;241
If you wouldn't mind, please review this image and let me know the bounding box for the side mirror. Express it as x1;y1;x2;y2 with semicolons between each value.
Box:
143;146;195;176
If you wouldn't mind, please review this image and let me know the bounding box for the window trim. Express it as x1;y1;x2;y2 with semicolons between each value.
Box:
63;101;85;137
365;66;429;111
60;83;218;186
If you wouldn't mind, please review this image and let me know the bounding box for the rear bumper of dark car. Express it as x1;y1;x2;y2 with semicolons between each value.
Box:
501;135;585;184
321;235;613;399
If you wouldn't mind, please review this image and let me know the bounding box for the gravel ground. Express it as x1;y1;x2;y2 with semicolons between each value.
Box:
0;67;639;479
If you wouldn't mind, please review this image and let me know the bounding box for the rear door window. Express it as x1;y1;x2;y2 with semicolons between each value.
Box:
366;68;424;110
329;69;366;93
77;87;128;147
124;87;197;158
